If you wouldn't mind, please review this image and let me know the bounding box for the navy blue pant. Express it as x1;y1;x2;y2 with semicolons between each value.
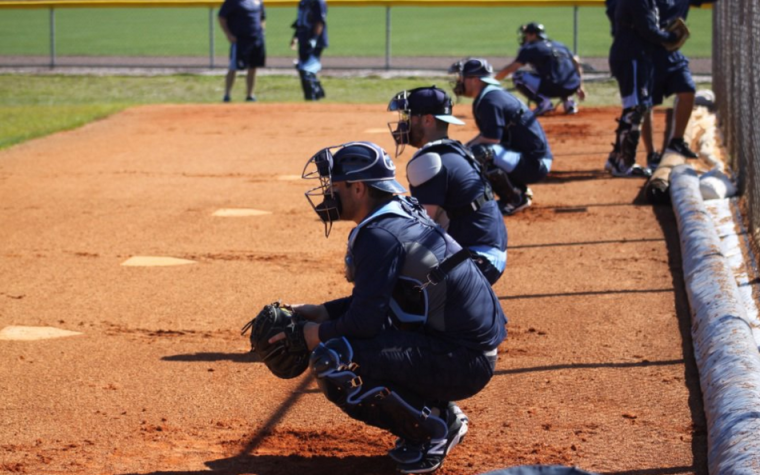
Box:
348;328;497;404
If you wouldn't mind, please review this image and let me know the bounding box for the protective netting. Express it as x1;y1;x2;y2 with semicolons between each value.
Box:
713;1;760;247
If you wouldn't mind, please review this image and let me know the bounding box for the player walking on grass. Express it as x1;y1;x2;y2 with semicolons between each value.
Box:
289;141;506;473
449;58;553;216
218;0;266;103
387;86;508;284
495;23;586;116
291;0;328;100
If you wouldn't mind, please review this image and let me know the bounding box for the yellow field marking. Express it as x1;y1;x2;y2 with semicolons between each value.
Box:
0;326;83;341
121;256;196;267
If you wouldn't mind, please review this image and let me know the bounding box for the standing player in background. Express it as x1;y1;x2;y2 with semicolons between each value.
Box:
494;23;586;116
218;0;266;103
291;0;328;101
387;86;508;284
640;0;714;168
449;58;553;216
605;0;686;177
289;141;506;473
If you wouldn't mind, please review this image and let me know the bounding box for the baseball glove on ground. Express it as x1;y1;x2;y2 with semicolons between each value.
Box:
664;17;690;52
241;302;310;379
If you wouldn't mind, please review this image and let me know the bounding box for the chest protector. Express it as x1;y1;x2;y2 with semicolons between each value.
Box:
415;139;494;219
345;197;465;332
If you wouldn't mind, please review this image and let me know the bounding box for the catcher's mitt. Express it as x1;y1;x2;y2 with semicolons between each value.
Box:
664;17;690;52
241;302;310;379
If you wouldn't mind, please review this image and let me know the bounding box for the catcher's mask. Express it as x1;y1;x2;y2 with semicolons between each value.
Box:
448;58;500;97
302;141;406;237
518;22;547;45
387;86;465;157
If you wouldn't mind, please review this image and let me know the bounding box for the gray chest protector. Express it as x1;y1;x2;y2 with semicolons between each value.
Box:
344;197;469;332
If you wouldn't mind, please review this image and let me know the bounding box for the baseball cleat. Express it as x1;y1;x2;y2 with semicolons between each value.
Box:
222;95;231;103
647;151;662;170
665;137;698;159
246;95;257;102
396;406;468;474
605;157;652;178
563;98;578;115
389;439;425;464
500;188;533;216
533;98;555;116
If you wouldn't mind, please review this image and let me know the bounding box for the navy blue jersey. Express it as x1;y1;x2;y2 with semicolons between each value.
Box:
609;0;676;61
406;140;508;255
294;0;328;48
516;40;581;91
319;197;507;352
473;86;553;163
219;0;265;38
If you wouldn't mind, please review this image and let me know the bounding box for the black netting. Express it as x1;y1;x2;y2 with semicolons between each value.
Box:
714;1;760;247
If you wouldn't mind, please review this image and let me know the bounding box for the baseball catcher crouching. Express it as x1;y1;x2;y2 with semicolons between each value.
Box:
242;301;310;379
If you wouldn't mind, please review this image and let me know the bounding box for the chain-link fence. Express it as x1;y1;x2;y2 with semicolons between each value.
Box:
713;1;760;248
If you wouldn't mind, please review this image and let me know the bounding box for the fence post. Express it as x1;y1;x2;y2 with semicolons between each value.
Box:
209;7;215;69
573;5;578;55
385;6;391;70
49;7;56;68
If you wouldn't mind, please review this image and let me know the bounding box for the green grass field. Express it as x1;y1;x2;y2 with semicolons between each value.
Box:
0;5;713;58
0;74;713;151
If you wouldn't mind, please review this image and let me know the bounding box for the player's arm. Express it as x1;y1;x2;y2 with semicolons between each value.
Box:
571;54;586;101
218;16;236;43
494;61;523;81
631;0;677;44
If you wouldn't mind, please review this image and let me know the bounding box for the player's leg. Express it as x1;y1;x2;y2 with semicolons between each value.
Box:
513;71;553;115
310;332;488;472
661;58;698;158
666;92;697;157
224;43;239;102
245;38;265;102
607;59;653;177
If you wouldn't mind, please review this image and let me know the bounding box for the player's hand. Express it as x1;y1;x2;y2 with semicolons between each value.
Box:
286;303;330;323
268;322;320;350
226;33;237;44
290;37;298;50
577;86;586;101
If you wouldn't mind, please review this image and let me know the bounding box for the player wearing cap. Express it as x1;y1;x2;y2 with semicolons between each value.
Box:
387;86;507;284
449;58;553;216
494;22;586;116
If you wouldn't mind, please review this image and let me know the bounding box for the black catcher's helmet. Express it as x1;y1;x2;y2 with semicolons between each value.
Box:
518;22;547;45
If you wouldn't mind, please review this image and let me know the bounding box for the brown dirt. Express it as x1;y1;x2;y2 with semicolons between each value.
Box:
0;104;707;475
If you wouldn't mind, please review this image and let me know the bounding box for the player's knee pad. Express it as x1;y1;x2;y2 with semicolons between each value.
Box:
309;337;448;444
298;71;321;100
614;106;648;164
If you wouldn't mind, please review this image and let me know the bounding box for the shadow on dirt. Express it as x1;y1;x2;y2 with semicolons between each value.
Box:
499;288;674;300
162;352;258;363
509;237;664;250
122;454;394;475
495;359;684;376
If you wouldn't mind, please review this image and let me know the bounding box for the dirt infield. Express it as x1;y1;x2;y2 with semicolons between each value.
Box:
0;104;707;475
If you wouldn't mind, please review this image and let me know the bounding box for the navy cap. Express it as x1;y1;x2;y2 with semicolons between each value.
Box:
450;58;501;86
389;86;465;125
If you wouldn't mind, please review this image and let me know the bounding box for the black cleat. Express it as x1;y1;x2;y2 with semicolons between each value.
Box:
666;137;698;159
